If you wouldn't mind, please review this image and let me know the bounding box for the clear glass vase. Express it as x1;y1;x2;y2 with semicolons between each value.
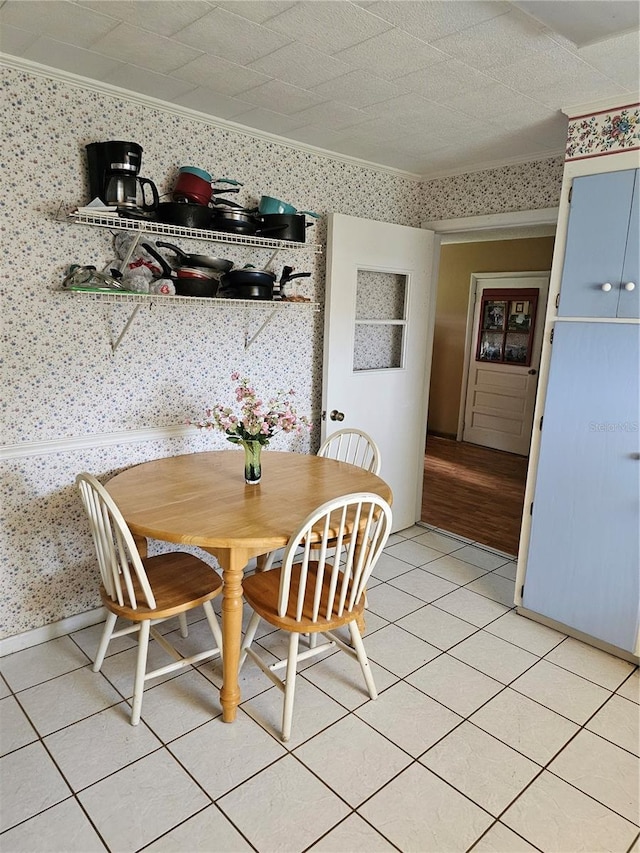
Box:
240;439;263;485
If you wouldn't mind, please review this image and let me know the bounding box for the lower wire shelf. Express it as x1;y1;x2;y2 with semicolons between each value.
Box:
56;289;320;352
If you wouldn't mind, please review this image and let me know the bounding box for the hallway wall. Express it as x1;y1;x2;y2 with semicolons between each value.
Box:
428;236;555;437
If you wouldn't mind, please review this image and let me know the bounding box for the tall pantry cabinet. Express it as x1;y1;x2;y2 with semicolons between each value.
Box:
516;118;640;660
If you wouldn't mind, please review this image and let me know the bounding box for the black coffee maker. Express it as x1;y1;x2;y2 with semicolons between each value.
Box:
86;141;159;216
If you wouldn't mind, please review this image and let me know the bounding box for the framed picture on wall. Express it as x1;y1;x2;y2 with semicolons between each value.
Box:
515;301;524;313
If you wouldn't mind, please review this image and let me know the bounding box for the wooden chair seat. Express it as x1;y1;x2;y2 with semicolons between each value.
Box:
100;552;222;621
243;563;364;634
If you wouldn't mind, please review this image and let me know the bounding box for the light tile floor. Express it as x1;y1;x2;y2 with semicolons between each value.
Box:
1;524;638;853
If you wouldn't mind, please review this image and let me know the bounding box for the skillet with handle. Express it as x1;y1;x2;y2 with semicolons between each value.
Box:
155;241;233;273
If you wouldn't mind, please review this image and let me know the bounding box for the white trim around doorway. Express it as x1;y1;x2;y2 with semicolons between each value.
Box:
423;208;559;243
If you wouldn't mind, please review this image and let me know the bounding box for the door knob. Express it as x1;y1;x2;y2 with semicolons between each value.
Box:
528;368;537;375
330;409;345;422
624;282;636;291
601;282;612;292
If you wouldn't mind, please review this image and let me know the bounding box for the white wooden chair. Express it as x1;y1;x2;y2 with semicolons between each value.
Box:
259;428;382;573
76;472;223;726
317;428;381;475
240;492;392;741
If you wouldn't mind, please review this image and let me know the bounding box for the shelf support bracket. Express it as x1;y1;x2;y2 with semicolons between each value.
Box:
112;304;142;353
245;309;277;349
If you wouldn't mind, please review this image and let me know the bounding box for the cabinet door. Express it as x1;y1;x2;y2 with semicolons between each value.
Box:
523;322;640;652
617;173;639;319
558;170;636;319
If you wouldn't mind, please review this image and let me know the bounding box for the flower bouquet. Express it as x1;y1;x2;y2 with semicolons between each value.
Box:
190;373;311;483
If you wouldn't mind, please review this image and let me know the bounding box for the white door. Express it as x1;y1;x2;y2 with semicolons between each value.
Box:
461;272;549;455
322;213;436;531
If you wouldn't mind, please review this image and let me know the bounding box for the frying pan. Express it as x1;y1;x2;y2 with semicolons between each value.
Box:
210;198;259;235
142;243;217;297
155;241;233;273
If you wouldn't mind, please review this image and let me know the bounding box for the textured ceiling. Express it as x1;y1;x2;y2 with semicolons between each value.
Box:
1;0;638;176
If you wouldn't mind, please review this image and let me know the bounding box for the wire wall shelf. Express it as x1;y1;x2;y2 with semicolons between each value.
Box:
57;288;319;309
56;289;319;353
66;211;323;253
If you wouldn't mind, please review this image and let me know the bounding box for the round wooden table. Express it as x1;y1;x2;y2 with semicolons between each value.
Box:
106;450;392;722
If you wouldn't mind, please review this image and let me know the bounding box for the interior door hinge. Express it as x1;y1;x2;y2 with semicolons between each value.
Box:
529;502;534;515
321;410;327;421
550;328;554;344
520;584;524;599
568;186;572;203
539;415;543;430
555;293;560;309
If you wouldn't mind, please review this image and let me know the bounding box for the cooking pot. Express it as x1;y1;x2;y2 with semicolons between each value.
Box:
257;213;318;243
258;195;297;215
218;266;276;300
211;199;260;235
173;171;213;205
156;201;213;229
173;172;242;206
142;243;218;296
218;282;273;300
155;241;233;273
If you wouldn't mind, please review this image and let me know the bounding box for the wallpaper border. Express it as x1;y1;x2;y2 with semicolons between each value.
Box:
565;101;640;162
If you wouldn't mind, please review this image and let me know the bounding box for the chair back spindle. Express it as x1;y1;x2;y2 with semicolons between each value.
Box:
277;493;392;623
76;473;156;611
317;429;381;475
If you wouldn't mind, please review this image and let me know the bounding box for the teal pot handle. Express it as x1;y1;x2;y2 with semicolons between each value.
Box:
297;210;320;218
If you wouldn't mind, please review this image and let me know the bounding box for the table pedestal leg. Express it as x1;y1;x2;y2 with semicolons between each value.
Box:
206;547;251;723
132;534;148;559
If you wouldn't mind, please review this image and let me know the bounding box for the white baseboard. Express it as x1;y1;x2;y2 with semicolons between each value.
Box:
0;607;106;657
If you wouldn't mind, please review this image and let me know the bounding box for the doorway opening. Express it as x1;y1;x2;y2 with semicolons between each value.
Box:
421;233;556;555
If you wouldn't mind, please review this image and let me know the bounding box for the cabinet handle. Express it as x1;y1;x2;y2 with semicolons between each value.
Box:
624;282;636;291
601;282;612;292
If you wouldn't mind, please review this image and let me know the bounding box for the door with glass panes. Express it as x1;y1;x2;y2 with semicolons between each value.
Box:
463;273;549;455
322;213;436;531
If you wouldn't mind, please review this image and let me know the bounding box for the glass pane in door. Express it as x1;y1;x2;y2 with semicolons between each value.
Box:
355;270;406;320
353;268;407;371
354;324;403;371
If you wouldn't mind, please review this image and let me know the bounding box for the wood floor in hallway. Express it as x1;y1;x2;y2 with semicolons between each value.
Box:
421;434;529;557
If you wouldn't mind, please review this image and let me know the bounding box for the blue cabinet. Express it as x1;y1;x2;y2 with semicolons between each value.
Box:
523;322;640;652
558;169;639;319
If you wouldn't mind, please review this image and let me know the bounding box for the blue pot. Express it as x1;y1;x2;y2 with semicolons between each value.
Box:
259;195;297;215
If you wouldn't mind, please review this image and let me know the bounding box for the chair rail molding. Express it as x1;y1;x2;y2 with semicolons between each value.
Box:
0;424;192;460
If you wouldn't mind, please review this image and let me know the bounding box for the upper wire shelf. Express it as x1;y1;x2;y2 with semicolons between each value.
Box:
56;288;319;310
66;211;324;253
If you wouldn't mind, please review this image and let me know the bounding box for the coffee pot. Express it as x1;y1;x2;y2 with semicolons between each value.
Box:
104;173;159;214
86;140;159;215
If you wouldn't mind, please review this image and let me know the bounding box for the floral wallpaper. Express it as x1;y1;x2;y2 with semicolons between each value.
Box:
0;65;564;638
421;156;564;221
566;104;640;161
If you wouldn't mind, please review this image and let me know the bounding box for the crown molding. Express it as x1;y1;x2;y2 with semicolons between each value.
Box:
0;53;425;182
